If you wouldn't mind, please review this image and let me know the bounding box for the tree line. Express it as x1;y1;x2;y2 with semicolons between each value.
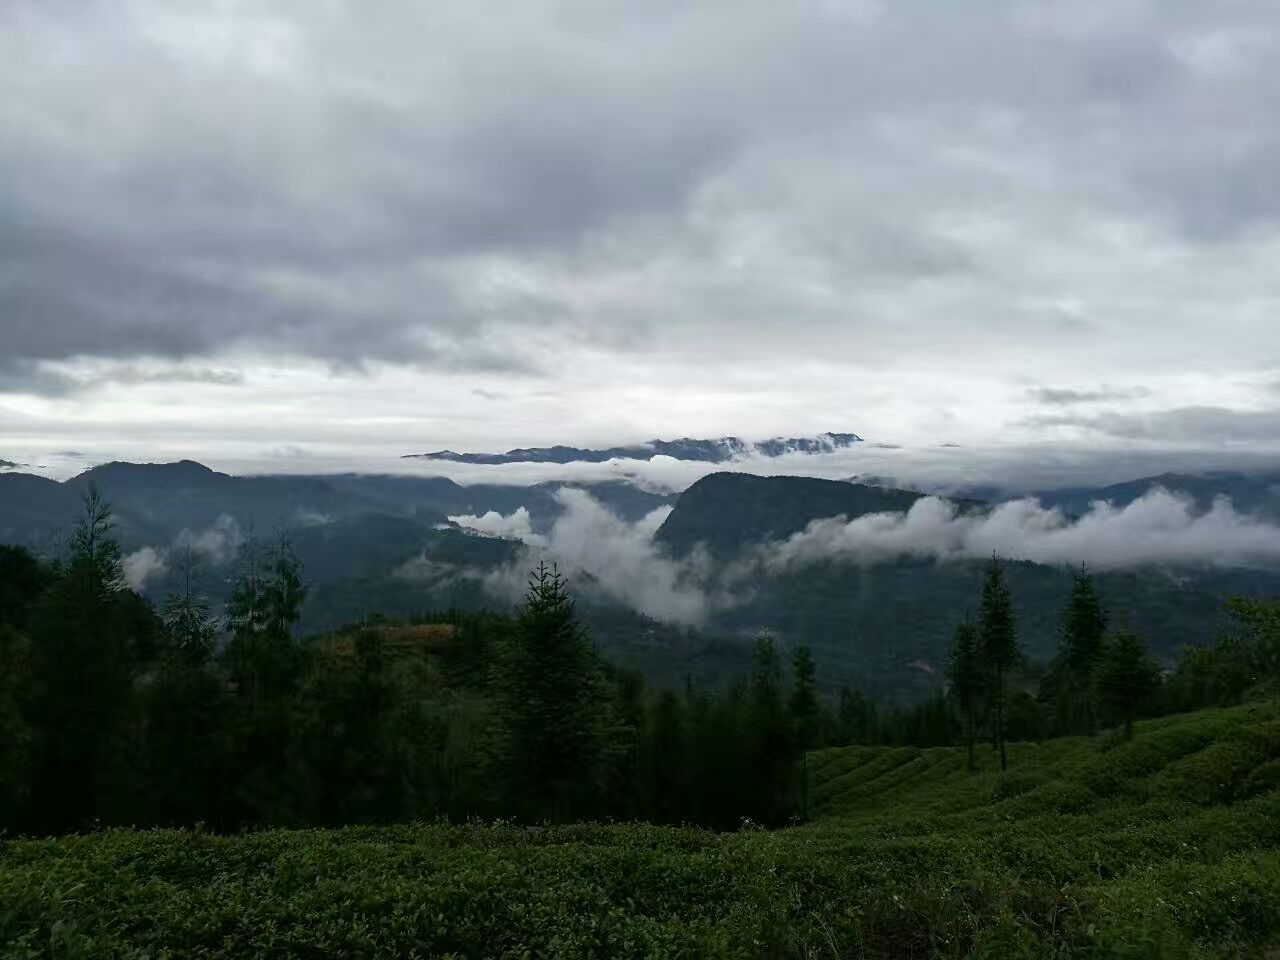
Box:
2;489;1278;835
0;489;824;834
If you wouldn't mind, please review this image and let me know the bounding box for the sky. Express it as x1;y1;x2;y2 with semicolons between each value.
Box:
2;0;1279;480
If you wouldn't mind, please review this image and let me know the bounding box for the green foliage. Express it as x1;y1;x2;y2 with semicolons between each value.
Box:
947;620;983;769
496;563;614;822
1043;568;1109;736
24;487;155;831
978;557;1021;770
1097;631;1162;739
0;545;53;632
5;702;1280;958
1062;566;1108;672
0;626;32;826
223;532;308;825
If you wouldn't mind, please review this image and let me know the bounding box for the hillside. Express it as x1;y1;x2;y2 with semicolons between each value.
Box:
655;472;928;558
4;702;1278;958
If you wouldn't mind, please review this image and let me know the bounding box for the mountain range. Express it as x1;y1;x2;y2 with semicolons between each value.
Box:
403;431;864;464
3;459;1279;696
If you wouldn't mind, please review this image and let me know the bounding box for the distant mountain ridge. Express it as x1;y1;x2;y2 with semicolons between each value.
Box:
403;432;864;465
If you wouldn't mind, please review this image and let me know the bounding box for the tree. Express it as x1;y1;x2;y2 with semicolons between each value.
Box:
788;644;819;819
836;685;876;746
978;557;1020;772
223;531;307;824
1096;631;1161;740
1052;568;1108;734
0;625;32;828
947;620;983;770
641;688;688;824
747;634;793;824
496;563;609;822
1223;597;1280;692
143;547;227;826
0;545;54;632
162;546;216;661
27;484;152;830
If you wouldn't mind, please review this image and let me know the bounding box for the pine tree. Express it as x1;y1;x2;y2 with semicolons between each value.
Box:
836;685;876;745
788;644;819;820
747;634;793;824
223;531;306;824
1055;568;1108;734
0;625;32;828
1096;631;1161;740
27;484;151;830
946;620;983;771
642;688;688;824
496;563;607;822
144;546;227;826
978;557;1020;772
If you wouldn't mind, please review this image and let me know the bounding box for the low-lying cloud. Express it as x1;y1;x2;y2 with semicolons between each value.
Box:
763;489;1280;572
119;514;246;592
425;486;1280;627
122;545;168;591
451;489;721;625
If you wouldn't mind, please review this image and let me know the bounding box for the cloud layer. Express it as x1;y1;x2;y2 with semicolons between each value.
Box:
2;1;1280;463
763;490;1280;572
446;485;1280;627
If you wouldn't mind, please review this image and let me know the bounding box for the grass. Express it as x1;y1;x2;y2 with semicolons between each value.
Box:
4;702;1280;958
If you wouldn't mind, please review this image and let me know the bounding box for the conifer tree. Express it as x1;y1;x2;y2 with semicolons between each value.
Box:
0;625;32;828
497;563;607;822
1055;568;1108;734
788;643;819;819
978;557;1020;772
946;620;982;771
747;634;793;824
836;685;876;745
223;531;306;823
27;484;150;830
1096;631;1161;740
144;546;227;826
642;688;688;824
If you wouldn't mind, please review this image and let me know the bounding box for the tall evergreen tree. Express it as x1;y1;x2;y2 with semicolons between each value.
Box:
978;557;1020;772
1053;568;1108;734
27;485;151;830
747;634;793;824
144;547;227;826
836;685;876;745
946;620;983;771
1096;631;1161;740
641;688;688;824
223;531;306;824
0;625;32;828
496;563;608;822
788;644;819;819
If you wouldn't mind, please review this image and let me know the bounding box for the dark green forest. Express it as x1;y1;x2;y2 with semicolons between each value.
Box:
2;486;1278;838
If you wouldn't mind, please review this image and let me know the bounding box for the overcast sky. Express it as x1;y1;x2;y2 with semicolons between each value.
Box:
2;0;1279;478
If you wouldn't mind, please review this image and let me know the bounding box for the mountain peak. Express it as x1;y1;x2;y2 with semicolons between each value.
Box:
403;432;863;465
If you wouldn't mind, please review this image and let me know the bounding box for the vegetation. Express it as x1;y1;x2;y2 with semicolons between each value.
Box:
4;490;1280;956
0;490;818;834
3;702;1279;958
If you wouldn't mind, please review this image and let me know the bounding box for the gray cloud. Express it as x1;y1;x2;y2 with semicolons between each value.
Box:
1028;386;1151;406
1;0;1278;463
1029;406;1280;444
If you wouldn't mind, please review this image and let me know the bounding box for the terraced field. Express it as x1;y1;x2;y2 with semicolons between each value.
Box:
4;702;1280;958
